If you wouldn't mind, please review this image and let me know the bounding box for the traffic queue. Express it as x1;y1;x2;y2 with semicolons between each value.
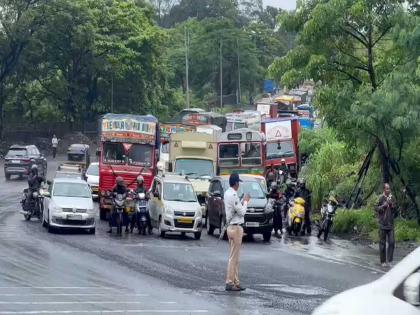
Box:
11;92;323;241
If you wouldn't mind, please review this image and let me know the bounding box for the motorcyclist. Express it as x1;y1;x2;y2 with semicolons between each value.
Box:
268;182;283;236
295;178;312;235
266;165;277;190
133;175;152;234
279;159;288;175
25;165;45;211
317;196;338;239
107;176;128;233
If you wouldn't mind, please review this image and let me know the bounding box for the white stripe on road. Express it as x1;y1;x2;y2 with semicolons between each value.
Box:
0;302;144;305
0;311;208;314
0;287;117;290
159;302;177;304
0;294;149;297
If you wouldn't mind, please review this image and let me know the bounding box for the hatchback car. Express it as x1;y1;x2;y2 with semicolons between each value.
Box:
206;175;274;242
313;247;420;315
85;162;99;199
4;145;47;180
148;174;203;239
42;178;95;234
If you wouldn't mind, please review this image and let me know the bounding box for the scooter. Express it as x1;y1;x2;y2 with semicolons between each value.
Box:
112;193;126;235
133;192;151;235
287;197;305;236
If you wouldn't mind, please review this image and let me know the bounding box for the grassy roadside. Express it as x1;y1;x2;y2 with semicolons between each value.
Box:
331;208;420;244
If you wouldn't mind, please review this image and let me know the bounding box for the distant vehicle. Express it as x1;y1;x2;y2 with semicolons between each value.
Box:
206;175;273;242
148;174;203;239
67;144;90;166
313;247;420;315
181;111;227;132
55;171;83;180
263;79;277;95
42;178;95;234
226;111;261;132
85;162;99;199
217;128;265;176
4;145;47;180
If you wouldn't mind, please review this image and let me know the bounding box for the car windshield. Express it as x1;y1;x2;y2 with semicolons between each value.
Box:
267;140;295;159
86;164;99;176
174;159;214;177
103;142;125;164
53;182;91;198
163;182;196;202
236;180;266;199
6;149;27;157
128;144;153;166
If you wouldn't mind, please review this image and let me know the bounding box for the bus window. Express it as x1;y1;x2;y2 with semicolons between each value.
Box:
241;143;261;166
103;142;125;164
219;144;239;167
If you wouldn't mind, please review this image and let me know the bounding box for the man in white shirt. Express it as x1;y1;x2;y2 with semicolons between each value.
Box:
51;135;58;158
224;173;250;291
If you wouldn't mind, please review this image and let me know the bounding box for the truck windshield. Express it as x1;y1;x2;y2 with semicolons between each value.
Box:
103;142;125;164
163;183;196;202
128;144;153;167
175;159;214;177
267;140;295;159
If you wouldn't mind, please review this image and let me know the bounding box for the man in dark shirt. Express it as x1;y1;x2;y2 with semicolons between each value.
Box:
375;183;397;267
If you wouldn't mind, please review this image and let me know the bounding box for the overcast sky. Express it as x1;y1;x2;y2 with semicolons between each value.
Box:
263;0;296;10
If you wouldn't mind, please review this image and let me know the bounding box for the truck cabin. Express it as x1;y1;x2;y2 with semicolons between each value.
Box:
226;118;247;132
217;129;265;175
181;112;227;132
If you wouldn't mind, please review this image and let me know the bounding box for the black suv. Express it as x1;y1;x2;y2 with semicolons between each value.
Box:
4;145;47;180
206;175;274;242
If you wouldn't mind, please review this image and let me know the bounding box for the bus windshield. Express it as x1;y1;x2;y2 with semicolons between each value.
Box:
128;144;153;167
266;140;295;159
241;143;261;166
219;144;239;167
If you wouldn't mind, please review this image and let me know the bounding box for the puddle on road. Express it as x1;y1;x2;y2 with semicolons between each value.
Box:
256;284;331;297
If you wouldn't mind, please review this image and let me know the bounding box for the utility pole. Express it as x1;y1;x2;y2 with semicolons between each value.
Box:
237;38;241;105
111;73;114;112
219;37;223;108
185;26;190;109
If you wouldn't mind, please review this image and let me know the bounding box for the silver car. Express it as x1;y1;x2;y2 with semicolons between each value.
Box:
149;174;203;239
42;178;95;234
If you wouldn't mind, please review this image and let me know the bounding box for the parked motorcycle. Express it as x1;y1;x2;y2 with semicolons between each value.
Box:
132;192;151;235
20;188;44;221
112;193;127;235
318;202;337;241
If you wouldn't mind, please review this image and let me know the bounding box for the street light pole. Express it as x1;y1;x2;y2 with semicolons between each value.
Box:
219;37;223;108
111;73;114;113
185;26;190;109
237;38;241;105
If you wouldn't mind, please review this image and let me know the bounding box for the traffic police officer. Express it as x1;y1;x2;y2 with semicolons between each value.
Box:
224;173;250;291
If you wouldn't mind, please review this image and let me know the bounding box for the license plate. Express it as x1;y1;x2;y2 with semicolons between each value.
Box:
245;222;259;228
67;215;82;220
12;160;20;164
177;218;193;224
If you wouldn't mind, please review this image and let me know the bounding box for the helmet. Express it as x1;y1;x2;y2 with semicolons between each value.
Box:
294;197;305;206
31;164;38;170
136;175;144;184
116;176;124;184
270;181;277;189
281;158;286;164
329;196;338;205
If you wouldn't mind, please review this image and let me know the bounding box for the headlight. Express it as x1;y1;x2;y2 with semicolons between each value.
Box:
165;206;174;215
87;208;95;214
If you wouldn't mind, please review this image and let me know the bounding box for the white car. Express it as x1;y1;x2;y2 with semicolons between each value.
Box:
313;247;420;315
148;174;203;239
42;178;95;234
85;162;99;199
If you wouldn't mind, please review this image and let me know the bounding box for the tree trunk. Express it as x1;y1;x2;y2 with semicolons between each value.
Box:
377;140;391;183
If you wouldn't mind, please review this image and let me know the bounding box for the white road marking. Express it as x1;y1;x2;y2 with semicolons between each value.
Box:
0;311;208;314
0;302;144;305
159;301;177;304
0;287;117;290
0;294;148;297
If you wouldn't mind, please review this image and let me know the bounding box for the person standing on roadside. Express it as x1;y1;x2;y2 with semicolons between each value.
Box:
224;173;250;292
51;135;58;159
375;183;397;267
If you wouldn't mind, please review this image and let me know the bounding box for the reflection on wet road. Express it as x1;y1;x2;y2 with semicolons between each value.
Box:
0;158;390;314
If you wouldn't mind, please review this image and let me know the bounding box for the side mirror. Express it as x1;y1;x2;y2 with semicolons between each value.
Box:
153;191;160;199
168;162;173;173
46;180;52;186
404;272;420;306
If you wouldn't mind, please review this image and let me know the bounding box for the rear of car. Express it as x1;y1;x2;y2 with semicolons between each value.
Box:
85;162;99;199
4;146;31;179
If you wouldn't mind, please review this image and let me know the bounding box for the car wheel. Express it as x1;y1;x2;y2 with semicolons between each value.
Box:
263;230;272;242
24;213;31;221
219;216;227;240
207;216;215;235
47;211;54;233
158;216;165;238
194;231;201;240
89;228;96;235
42;210;48;228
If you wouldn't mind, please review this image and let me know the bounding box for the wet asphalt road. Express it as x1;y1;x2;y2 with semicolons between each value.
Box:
0;158;386;315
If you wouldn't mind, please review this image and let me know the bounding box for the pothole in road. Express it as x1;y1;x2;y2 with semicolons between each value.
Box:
256;283;331;296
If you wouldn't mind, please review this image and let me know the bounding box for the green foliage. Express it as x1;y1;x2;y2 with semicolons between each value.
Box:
395;220;420;243
299;127;337;158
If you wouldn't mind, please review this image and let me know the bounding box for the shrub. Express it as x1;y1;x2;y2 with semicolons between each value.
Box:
395;220;420;242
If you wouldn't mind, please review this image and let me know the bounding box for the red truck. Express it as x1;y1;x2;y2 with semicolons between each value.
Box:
261;117;300;177
98;113;160;220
